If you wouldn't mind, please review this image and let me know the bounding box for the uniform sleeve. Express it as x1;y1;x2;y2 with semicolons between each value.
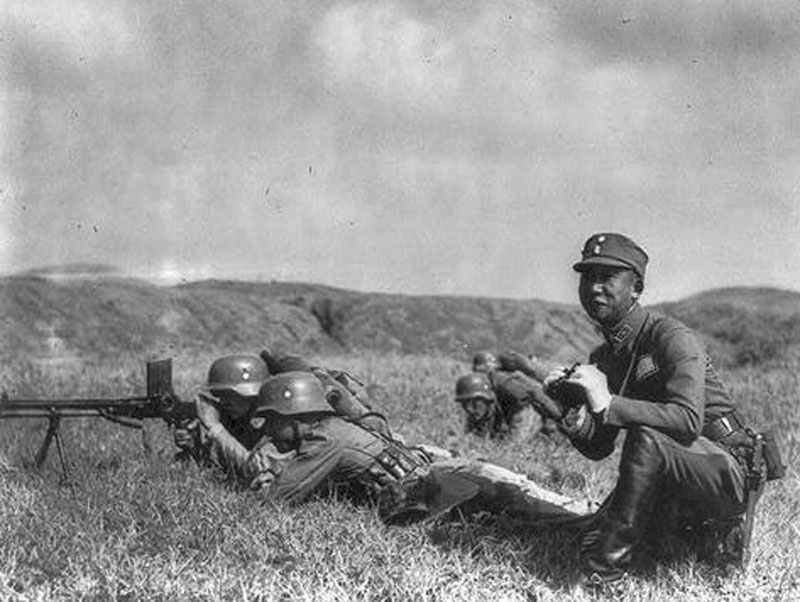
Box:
206;423;252;476
493;371;539;413
246;439;298;491
256;434;343;504
604;326;705;441
562;407;620;460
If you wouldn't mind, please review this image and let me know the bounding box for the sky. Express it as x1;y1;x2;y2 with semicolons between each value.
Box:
1;0;799;304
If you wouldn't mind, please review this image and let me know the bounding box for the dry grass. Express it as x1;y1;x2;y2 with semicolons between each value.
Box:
1;352;798;601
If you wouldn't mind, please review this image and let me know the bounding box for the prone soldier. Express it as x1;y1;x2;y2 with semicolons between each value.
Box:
540;233;784;586
454;351;558;441
259;350;394;438
174;354;276;479
221;371;596;526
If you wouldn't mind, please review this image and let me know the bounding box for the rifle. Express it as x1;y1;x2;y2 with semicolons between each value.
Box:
0;359;194;481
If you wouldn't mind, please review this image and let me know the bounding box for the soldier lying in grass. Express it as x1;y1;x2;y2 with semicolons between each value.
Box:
455;350;560;441
173;354;270;479
194;370;596;527
174;352;391;477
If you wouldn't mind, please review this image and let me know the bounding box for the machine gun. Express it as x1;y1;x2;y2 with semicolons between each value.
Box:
0;359;194;481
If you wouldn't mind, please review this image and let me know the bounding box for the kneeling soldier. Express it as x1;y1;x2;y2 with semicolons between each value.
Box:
235;371;595;525
542;233;785;586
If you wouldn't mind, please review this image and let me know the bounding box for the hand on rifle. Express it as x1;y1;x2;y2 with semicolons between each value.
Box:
173;418;199;450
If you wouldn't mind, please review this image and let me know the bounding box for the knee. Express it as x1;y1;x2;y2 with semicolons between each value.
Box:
622;427;665;462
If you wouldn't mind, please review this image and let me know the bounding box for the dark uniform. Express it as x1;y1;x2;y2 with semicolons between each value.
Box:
572;304;748;566
554;233;780;584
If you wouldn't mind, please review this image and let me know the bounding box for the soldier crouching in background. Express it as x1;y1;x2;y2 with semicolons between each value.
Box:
205;371;595;527
453;351;558;441
541;233;785;587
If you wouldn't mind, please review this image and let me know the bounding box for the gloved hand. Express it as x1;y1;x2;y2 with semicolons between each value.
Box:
567;364;612;415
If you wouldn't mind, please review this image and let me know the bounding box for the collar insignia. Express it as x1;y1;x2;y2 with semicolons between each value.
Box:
611;323;633;344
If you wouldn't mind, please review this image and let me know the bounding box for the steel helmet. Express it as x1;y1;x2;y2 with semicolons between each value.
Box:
455;373;495;402
207;355;269;397
472;351;500;373
256;371;332;415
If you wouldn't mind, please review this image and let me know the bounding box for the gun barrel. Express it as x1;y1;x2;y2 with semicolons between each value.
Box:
1;396;151;412
0;408;102;418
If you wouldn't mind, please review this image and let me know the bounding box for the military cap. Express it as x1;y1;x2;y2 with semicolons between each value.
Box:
572;233;648;278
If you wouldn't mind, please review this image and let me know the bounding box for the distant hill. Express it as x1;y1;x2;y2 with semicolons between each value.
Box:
2;273;797;368
0;276;600;366
656;287;800;366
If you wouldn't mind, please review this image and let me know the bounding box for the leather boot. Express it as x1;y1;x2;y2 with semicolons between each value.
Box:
580;427;663;584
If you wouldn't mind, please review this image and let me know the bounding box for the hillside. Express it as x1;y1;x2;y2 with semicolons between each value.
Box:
655;287;800;366
2;274;798;368
0;276;599;366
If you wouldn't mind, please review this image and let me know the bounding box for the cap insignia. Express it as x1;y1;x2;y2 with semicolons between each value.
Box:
241;368;251;380
283;389;292;399
593;245;601;254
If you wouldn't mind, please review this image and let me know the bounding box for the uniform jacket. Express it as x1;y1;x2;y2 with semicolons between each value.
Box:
574;303;737;459
249;416;429;504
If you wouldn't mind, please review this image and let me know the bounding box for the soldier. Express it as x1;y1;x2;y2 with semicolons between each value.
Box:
216;371;596;526
455;351;557;440
259;350;393;437
541;233;783;586
174;354;275;480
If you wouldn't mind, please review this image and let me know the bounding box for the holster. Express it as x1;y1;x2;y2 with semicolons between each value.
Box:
703;412;785;483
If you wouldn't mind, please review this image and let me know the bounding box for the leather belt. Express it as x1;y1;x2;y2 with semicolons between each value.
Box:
702;411;748;442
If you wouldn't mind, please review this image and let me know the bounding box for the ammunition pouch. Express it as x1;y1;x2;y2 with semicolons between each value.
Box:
373;445;425;481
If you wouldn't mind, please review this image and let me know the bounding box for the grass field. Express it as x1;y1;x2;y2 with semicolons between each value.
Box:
1;352;798;601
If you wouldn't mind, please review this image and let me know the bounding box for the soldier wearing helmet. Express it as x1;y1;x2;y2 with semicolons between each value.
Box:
454;350;557;441
472;351;501;374
174;354;275;479
259;349;393;438
237;371;595;524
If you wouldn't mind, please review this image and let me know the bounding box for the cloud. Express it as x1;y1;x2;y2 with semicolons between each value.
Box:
1;0;144;65
1;0;799;301
546;0;800;63
314;2;463;111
